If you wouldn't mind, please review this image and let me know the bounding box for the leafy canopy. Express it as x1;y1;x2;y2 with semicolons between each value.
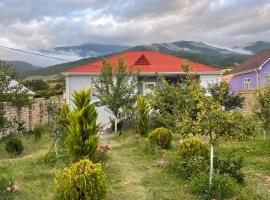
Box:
94;58;138;120
149;64;205;136
208;80;244;111
254;87;270;134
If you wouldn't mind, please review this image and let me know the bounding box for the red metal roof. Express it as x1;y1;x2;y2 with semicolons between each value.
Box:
65;51;221;73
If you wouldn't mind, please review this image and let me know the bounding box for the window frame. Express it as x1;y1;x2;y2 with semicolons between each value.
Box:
143;82;156;96
244;77;251;90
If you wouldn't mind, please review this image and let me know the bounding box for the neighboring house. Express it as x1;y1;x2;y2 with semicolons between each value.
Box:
8;79;36;97
226;48;270;92
63;50;221;124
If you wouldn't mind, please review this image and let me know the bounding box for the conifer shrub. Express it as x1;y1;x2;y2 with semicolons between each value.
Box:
5;137;23;155
177;137;210;178
65;89;99;161
178;137;209;160
148;127;172;149
136;96;150;136
54;159;106;200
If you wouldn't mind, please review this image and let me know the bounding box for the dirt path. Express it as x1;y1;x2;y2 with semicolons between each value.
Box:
100;134;149;200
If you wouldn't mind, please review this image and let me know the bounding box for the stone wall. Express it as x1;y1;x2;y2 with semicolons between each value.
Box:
0;96;64;139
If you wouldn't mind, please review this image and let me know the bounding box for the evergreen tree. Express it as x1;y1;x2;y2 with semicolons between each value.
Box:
136;95;150;136
66;88;99;160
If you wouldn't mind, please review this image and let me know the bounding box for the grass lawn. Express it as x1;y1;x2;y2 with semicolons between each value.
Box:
1;131;270;199
0;134;59;200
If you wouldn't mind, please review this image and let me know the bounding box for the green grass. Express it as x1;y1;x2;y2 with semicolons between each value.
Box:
1;131;270;199
0;134;59;200
100;131;195;200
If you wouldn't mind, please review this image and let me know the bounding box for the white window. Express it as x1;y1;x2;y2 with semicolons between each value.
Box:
143;82;156;96
244;78;251;90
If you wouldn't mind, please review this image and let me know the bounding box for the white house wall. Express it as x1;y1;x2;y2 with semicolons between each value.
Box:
66;74;221;125
199;74;220;89
66;75;113;125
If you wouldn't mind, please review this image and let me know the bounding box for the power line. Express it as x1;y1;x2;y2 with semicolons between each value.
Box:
0;44;105;70
0;45;70;62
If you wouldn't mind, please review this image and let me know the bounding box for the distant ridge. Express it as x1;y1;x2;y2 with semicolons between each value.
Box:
24;40;255;77
1;60;40;73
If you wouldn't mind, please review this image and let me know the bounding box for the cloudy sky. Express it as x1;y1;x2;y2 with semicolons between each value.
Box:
0;0;270;66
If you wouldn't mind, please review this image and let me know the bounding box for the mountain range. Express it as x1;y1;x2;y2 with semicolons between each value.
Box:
1;60;40;73
3;40;270;78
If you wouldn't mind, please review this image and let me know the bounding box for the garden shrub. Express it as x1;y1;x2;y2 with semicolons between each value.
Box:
5;137;23;154
148;127;172;149
215;151;245;184
66;89;99;161
177;137;210;178
178;137;209;159
180;156;209;179
136;95;150;136
54;159;106;200
0;177;8;194
33;124;46;140
191;174;239;200
229;112;261;139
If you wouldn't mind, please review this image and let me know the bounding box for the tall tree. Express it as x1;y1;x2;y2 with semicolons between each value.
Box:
94;58;138;132
254;87;270;140
66;88;99;160
208;80;244;111
196;96;239;186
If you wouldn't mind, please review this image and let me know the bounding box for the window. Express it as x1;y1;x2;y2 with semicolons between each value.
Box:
264;73;270;87
143;82;156;96
244;78;251;90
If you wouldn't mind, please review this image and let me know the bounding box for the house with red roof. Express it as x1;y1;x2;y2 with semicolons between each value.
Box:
63;50;221;124
226;48;270;92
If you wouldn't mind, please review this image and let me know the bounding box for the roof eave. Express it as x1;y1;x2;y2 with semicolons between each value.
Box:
64;71;222;76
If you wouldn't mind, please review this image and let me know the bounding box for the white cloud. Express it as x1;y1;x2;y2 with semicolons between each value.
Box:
0;0;270;66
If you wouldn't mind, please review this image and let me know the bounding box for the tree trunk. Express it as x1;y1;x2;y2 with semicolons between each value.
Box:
209;143;214;186
114;119;118;133
54;138;58;157
264;130;266;141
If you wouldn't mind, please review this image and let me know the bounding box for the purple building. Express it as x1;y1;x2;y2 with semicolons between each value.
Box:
227;49;270;92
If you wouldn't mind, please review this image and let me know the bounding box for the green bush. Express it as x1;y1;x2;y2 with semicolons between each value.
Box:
180;156;209;179
33;124;46;140
66;89;99;161
215;151;245;184
5;137;23;154
0;177;8;194
178;137;209;160
136;96;150;136
191;174;239;200
148;127;172;149
54;159;106;200
177;137;210;178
